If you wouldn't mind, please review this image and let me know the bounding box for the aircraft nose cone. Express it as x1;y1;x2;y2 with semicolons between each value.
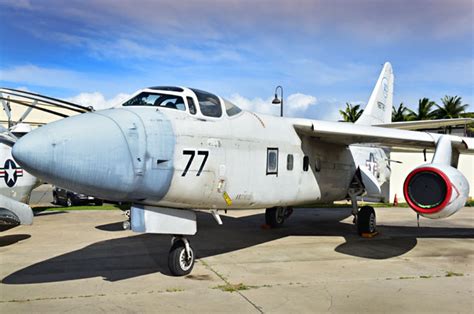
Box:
13;111;137;199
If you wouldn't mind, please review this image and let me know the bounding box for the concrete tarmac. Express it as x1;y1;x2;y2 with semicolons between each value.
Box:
1;207;473;313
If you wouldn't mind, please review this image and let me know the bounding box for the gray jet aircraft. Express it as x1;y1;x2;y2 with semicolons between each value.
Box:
12;63;474;275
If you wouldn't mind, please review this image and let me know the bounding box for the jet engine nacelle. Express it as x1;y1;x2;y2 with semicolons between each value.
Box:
403;163;470;219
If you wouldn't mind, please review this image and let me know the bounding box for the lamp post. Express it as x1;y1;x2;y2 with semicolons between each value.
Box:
272;85;283;117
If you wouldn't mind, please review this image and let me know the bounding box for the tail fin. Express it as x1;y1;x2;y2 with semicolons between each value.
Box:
356;62;394;125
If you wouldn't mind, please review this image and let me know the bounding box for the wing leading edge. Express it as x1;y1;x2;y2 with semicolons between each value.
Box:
293;120;474;154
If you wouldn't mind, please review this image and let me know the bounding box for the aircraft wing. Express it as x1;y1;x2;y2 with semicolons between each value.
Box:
374;118;474;130
293;120;474;154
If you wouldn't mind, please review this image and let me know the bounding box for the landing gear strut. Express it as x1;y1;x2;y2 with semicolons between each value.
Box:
168;236;195;276
265;206;293;228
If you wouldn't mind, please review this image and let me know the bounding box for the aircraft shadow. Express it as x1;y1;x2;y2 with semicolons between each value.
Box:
95;222;126;232
3;208;473;284
0;234;31;247
33;210;68;217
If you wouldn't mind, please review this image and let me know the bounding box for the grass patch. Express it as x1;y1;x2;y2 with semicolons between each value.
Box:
165;288;184;293
419;275;432;279
213;283;253;292
445;271;464;277
399;276;416;280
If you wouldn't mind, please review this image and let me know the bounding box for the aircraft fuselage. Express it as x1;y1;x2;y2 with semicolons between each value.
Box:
12;102;389;209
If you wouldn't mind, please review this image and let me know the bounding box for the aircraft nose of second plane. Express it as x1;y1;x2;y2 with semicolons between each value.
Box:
13;111;138;200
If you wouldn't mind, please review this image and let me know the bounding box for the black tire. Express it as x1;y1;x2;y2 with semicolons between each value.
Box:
52;193;58;205
357;206;376;235
95;200;103;206
66;196;73;207
122;221;131;230
168;240;195;276
265;207;286;228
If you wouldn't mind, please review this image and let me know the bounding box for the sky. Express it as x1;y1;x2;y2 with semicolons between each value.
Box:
0;0;472;120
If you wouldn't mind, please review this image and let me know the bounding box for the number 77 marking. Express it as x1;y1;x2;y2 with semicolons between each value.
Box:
181;150;209;177
196;151;209;176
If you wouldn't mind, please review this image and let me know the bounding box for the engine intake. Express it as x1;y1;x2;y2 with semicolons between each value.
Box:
403;164;469;219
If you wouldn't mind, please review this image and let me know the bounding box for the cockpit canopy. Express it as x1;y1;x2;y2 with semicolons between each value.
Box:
121;86;242;118
122;92;186;111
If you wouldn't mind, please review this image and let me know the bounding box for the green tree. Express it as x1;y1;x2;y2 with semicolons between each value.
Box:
407;98;437;120
339;103;364;122
392;102;409;122
434;96;469;119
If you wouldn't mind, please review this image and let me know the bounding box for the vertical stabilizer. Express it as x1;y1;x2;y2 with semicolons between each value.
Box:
356;62;394;125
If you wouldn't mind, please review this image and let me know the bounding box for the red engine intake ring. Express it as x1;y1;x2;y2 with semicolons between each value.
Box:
403;166;453;214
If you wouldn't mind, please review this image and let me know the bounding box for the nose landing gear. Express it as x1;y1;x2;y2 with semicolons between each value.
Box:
168;236;195;276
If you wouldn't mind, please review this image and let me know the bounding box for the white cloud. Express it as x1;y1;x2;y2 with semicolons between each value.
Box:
228;94;275;115
229;92;317;117
14;86;30;92
286;93;317;113
66;92;131;110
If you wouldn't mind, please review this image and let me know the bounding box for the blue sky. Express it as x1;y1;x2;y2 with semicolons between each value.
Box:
0;0;472;120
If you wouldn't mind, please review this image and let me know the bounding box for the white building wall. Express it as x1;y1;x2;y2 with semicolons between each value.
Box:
389;152;474;203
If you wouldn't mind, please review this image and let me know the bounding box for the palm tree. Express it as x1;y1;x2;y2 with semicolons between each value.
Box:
434;96;469;119
339;103;364;122
407;98;437;120
392;103;409;122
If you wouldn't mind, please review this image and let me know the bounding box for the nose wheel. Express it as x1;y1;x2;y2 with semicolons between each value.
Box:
168;236;195;276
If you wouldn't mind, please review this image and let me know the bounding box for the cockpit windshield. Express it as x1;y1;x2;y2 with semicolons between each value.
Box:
223;99;242;116
190;88;222;118
122;92;186;111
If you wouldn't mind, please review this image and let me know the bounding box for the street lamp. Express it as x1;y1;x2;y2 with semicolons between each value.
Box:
272;85;283;117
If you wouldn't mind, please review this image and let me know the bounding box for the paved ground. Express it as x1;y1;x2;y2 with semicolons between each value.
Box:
1;206;473;313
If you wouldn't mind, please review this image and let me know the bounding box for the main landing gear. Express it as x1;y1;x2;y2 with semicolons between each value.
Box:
265;206;293;228
356;206;377;235
350;195;377;235
168;236;195;276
